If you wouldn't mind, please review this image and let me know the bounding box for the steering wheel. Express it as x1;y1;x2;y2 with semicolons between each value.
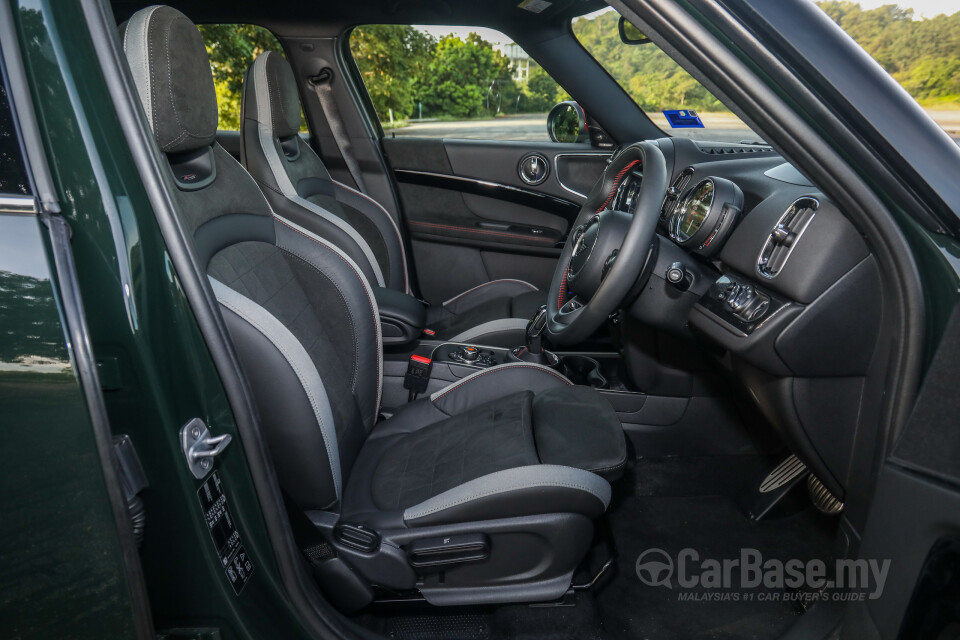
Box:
545;141;668;345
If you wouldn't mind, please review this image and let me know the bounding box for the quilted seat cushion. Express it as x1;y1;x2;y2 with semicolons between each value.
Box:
370;391;539;510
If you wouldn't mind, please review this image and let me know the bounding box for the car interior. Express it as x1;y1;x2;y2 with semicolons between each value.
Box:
106;0;903;638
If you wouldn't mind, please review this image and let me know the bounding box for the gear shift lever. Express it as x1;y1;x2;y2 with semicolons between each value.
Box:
526;305;548;355
510;305;560;368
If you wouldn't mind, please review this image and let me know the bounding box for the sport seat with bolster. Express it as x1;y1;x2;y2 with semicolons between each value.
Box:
240;51;548;347
119;6;626;609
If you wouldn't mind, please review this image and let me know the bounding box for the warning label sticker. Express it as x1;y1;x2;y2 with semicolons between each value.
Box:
198;471;254;594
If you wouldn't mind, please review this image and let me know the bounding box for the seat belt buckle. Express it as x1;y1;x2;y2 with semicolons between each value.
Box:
422;328;436;338
403;355;433;399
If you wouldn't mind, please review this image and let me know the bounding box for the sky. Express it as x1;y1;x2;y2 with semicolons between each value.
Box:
416;0;960;44
860;0;960;17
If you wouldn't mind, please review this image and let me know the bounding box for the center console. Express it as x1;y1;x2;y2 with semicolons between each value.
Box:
380;304;759;460
429;341;621;390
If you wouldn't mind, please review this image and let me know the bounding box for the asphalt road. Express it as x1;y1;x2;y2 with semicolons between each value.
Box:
388;111;960;144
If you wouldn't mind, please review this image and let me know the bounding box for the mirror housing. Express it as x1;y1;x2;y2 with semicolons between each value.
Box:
618;16;651;45
547;101;589;144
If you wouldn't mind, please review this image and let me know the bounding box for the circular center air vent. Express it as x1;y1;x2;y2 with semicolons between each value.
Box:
518;153;549;186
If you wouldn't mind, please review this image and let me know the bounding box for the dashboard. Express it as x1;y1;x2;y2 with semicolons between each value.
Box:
620;137;881;503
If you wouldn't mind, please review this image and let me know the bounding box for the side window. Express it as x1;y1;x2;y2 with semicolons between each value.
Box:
197;24;305;132
349;25;569;141
0;82;31;196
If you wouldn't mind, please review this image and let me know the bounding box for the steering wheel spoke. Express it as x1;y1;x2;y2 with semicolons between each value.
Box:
545;141;669;345
559;295;584;315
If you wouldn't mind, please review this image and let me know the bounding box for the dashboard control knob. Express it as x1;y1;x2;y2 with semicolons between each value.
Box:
459;346;479;362
726;284;755;313
724;284;770;322
665;262;692;291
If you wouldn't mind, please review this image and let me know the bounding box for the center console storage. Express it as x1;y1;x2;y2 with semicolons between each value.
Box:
374;286;426;345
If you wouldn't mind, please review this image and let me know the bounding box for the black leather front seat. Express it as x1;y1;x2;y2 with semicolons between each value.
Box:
120;6;626;608
240;51;548;347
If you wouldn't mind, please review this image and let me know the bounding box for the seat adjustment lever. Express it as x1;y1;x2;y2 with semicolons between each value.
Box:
407;533;490;569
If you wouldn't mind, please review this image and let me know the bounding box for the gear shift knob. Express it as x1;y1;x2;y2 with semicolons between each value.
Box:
525;305;548;355
510;305;559;369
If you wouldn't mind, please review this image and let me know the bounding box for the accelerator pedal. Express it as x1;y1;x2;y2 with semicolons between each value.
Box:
748;455;810;521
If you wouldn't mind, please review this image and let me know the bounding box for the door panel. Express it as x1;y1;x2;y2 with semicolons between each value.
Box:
382;136;609;304
441;139;608;204
850;303;960;638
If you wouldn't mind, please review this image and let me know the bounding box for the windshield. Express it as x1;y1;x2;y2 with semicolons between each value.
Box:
572;9;764;144
574;5;960;146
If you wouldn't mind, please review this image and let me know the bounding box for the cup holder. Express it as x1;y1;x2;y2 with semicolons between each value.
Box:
562;355;608;389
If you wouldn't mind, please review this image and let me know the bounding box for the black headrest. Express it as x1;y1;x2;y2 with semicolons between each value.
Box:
120;5;218;154
244;51;302;139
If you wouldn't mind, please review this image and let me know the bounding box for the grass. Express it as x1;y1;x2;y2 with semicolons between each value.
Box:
917;95;960;111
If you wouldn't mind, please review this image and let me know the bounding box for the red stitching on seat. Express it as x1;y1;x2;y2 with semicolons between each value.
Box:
431;364;572;403
443;279;538;307
333;180;410;293
275;217;382;413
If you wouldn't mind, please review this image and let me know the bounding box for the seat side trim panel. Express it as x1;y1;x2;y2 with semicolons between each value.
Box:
403;465;611;524
250;54;386;287
211;278;343;499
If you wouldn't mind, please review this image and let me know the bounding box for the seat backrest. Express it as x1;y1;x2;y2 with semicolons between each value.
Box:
240;52;408;293
120;6;382;511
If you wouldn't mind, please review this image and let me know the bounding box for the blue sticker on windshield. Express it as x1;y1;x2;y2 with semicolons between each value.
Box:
663;109;704;128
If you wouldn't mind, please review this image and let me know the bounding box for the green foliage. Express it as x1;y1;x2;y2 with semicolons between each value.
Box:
574;3;960;113
523;67;564;112
819;2;960;105
352;28;556;120
572;11;723;112
351;25;434;121
198;4;960;130
198;24;283;130
418;34;517;118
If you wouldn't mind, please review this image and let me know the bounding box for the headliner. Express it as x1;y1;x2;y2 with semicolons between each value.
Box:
111;0;608;37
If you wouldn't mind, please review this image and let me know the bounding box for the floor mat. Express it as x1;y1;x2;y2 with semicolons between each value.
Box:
593;456;837;640
354;455;838;640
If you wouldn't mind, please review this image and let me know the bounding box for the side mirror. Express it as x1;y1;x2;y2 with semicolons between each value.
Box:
547;102;589;144
618;16;651;45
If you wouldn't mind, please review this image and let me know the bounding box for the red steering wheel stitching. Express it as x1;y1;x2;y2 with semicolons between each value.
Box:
557;158;643;308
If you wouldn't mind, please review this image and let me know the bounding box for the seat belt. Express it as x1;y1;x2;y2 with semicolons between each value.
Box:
308;68;368;194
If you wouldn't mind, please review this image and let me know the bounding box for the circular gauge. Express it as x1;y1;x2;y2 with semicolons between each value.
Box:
668;177;744;256
673;179;714;242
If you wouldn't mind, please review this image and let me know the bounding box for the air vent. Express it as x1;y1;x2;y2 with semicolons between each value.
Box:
756;197;818;279
660;167;695;220
696;142;773;155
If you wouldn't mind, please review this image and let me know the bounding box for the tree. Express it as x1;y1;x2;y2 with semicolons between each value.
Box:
572;10;725;113
351;25;434;121
417;34;516;118
523;66;562;112
895;57;960;100
198;24;283;129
